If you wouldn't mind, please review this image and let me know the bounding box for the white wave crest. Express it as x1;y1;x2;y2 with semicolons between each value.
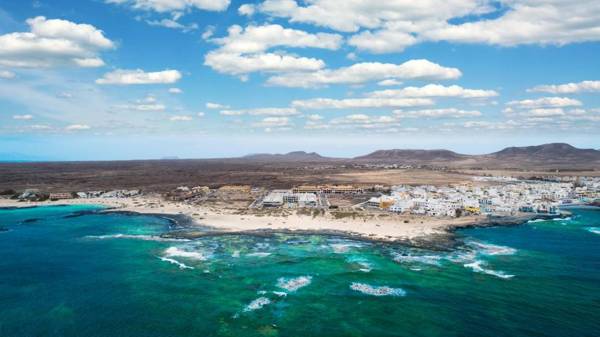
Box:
86;234;188;242
276;276;312;292
330;242;363;254
467;241;517;256
164;246;208;260
464;260;514;279
391;252;442;266
586;227;600;235
246;252;271;258
158;256;194;270
350;282;406;297
243;297;271;312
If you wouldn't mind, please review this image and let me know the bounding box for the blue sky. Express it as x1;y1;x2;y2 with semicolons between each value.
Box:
1;0;599;160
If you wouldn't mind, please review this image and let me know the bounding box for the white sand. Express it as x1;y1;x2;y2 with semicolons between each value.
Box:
0;196;487;241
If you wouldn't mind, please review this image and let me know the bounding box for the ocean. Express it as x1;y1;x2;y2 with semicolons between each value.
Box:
1;205;599;337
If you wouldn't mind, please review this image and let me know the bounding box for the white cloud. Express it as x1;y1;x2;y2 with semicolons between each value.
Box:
0;70;16;79
349;29;417;53
368;84;498;99
197;112;205;117
211;24;342;54
106;0;230;13
205;51;325;76
377;79;402;86
238;4;256;16
204;24;341;76
170;115;193;121
251;1;600;53
249;0;487;33
307;114;324;121
96;69;182;85
65;124;91;130
291;97;433;109
252;116;290;127
393;108;482;118
13;114;34;120
201;25;215;40
168;87;183;94
219;107;299;116
146;18;198;32
0;16;114;68
267;59;461;88
528;80;600;94
206;102;229;109
506;97;583;109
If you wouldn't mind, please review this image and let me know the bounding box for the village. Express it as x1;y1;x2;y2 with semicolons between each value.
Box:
4;175;600;219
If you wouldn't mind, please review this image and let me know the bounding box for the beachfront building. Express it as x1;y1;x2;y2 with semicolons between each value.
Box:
49;193;73;200
262;190;319;208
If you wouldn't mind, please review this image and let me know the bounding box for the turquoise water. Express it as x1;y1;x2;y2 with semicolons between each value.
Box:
1;205;599;337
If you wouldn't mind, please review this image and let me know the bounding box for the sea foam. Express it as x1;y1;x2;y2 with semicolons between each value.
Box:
463;260;514;279
164;246;208;260
85;234;188;242
243;297;271;312
586;227;600;235
350;282;406;297
276;276;312;292
391;252;442;266
158;256;194;270
467;241;517;256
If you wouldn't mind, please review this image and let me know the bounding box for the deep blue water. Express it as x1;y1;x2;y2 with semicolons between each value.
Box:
0;205;599;337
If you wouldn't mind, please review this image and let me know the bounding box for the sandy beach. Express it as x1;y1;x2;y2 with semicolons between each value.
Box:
0;196;523;242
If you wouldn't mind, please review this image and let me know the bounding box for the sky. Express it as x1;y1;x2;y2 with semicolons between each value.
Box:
0;0;599;160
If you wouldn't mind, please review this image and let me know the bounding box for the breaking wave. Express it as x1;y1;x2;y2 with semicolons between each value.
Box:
391;252;442;266
85;234;188;242
463;260;514;279
467;240;517;256
350;282;406;297
276;276;312;292
158;256;193;270
246;252;271;258
164;246;209;260
586;227;600;235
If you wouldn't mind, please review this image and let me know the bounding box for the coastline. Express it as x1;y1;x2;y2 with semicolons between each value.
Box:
0;196;557;245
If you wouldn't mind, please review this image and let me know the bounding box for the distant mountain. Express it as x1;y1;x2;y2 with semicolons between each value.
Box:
349;143;600;169
354;149;467;162
241;151;332;162
488;143;600;161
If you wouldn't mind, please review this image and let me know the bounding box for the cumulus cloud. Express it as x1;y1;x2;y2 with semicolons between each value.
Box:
13;114;34;120
206;102;229;109
506;97;582;109
249;1;600;53
204;24;341;76
393;108;482;118
168;87;183;94
267;59;461;88
0;16;114;68
0;70;15;79
368;84;498;99
528;80;600;94
106;0;230;13
96;69;182;85
170;115;193;121
252;116;291;127
65;124;91;130
291;97;433;109
145;18;198;32
219;107;299;116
